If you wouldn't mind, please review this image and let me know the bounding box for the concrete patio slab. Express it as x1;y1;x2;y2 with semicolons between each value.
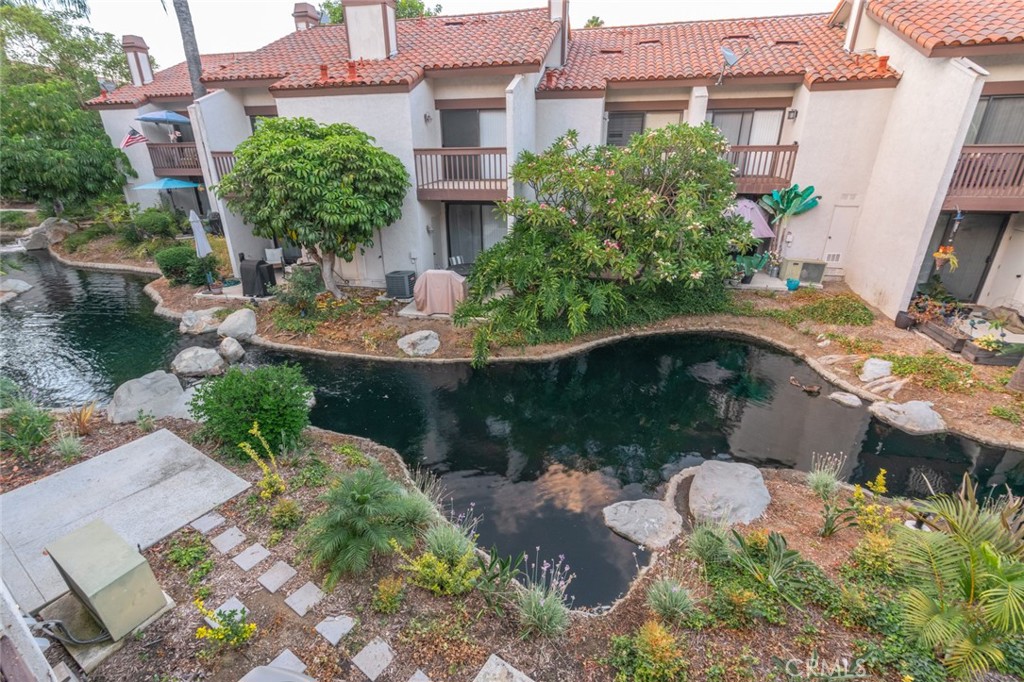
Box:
314;614;355;645
190;511;225;534
232;543;271;571
258;561;297;594
211;526;246;553
269;649;306;673
205;596;247;627
284;582;324;617
0;429;249;613
351;637;395;681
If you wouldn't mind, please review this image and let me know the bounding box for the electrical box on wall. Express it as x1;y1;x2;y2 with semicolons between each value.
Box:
780;259;828;284
45;520;166;641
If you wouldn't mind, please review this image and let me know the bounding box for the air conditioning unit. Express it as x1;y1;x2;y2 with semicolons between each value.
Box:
780;259;827;285
385;270;416;298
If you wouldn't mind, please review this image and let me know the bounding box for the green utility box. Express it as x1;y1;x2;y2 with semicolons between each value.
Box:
45;520;166;641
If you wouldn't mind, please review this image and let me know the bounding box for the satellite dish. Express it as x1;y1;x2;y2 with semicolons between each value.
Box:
721;47;740;67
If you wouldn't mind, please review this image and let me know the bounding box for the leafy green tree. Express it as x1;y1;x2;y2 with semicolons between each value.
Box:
898;475;1024;678
0;80;134;212
217;117;409;296
454;124;754;365
321;0;441;24
0;4;128;102
584;15;604;28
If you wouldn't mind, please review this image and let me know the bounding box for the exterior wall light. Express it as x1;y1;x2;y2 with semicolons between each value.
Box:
424;112;433;124
787;109;798;120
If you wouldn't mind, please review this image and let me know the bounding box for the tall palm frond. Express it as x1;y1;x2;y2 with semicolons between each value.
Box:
902;587;967;648
979;547;1024;633
895;526;966;602
944;633;1005;680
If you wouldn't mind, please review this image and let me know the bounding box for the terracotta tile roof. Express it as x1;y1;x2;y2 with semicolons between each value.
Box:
203;8;559;91
542;13;898;92
86;53;248;107
866;0;1024;54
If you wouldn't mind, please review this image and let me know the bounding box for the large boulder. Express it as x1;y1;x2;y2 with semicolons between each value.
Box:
218;336;245;363
828;391;863;408
397;330;440;357
689;460;771;525
180;309;221;335
107;370;186;424
859;358;892;382
171;346;226;377
601;499;683;549
0;279;32;294
21;218;75;250
217;308;257;341
869;400;946;436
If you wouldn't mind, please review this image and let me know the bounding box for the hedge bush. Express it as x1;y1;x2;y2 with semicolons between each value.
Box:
189;364;312;456
133;207;180;239
155;246;196;285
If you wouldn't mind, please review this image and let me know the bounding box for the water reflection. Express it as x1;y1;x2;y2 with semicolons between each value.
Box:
3;253;1022;607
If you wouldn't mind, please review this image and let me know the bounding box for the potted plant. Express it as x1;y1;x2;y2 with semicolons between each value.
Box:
208;280;224;295
962;334;1024;366
909;294;971;352
734;253;769;284
933;244;959;272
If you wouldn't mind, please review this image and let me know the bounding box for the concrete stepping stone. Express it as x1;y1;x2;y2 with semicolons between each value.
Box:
284;581;324;617
190;511;225;535
205;596;247;627
269;648;306;673
211;526;245;554
232;543;271;571
314;614;355;645
351;637;395;681
409;671;432;682
258;561;296;593
473;655;535;682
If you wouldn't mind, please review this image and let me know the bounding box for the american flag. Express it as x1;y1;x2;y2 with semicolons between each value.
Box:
120;127;147;148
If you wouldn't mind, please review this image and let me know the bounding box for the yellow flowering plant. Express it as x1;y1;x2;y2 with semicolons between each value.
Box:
238;421;285;499
194;598;257;648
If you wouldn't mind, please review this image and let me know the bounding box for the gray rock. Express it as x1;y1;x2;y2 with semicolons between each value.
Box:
106;370;185;424
689;460;771;526
859;358;893;382
869;400;947;436
179;309;221;335
688;361;736;385
171;347;226;377
217;308;257;341
828;391;863;408
169;385;196;421
601;499;683;549
397;330;441;357
473;655;535;682
0;279;32;293
218;337;245;363
660;453;704;481
21;218;75;250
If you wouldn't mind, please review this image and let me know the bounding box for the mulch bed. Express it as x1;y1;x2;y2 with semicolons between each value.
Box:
12;420;910;682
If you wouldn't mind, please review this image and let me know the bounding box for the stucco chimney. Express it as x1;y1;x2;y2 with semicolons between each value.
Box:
122;35;153;87
293;2;320;30
548;0;570;67
344;0;397;60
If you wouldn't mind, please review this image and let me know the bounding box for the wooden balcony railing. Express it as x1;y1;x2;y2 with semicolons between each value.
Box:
944;144;1024;211
725;144;799;195
211;151;236;182
413;147;508;201
147;142;202;177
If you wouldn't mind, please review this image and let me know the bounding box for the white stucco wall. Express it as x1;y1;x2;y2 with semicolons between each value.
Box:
276;90;434;286
98;105;162;209
536;96;605;148
978;213;1024;311
432;76;512;100
191;89;272;276
783;86;893;264
507;72;539;199
842;31;987;318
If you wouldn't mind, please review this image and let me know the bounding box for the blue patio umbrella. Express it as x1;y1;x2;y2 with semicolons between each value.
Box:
136;111;191;124
133;178;202;190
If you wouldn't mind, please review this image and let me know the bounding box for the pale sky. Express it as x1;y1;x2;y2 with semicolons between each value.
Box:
85;0;837;69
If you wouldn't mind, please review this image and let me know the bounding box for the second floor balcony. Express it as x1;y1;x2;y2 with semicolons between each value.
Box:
147;142;202;177
944;145;1024;211
726;144;799;195
413;148;508;201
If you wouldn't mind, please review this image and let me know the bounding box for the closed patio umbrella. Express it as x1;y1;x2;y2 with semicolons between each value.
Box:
728;198;776;239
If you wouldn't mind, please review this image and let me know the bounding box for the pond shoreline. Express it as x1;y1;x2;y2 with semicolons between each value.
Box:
43;246;1024;451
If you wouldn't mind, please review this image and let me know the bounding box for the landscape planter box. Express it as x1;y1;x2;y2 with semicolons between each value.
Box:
920;320;969;353
961;341;1023;366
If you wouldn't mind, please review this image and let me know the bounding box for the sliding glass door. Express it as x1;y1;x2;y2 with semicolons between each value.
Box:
446;203;507;265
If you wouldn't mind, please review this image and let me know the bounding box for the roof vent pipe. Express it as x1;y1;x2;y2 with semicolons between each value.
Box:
877;55;889;74
319;63;329;82
347;61;358;80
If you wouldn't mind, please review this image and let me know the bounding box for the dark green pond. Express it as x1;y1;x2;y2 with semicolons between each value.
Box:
3;252;1022;607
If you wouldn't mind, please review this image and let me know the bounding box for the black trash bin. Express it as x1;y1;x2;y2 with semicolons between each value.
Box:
257;262;277;292
240;258;269;297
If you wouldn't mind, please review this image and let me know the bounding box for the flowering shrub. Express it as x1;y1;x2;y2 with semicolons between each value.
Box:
974;334;1006;352
194;599;257;648
238;422;285;500
609;620;689;682
454;124;753;366
515;550;575;638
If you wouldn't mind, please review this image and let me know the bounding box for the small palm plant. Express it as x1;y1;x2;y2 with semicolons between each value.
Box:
758;184;820;255
305;465;435;588
897;474;1024;678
